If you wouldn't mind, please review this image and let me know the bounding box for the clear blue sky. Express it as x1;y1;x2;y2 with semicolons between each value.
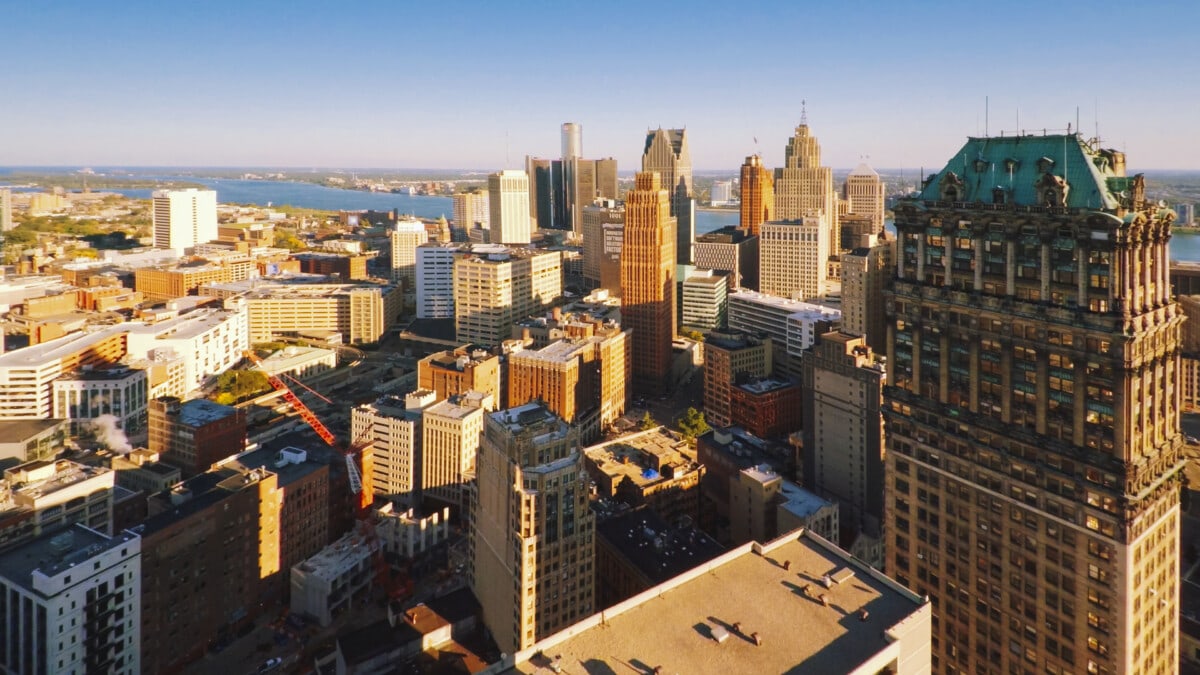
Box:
3;0;1197;171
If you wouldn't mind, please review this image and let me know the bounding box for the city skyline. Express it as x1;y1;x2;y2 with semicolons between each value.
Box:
2;1;1196;170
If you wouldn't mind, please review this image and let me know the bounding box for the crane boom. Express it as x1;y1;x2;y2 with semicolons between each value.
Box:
243;350;336;446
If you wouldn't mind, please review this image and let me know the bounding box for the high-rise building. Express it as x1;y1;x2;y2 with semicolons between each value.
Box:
842;162;886;234
417;346;502;404
621;172;677;397
562;122;582;162
147;396;246;477
390;218;429;295
681;269;727;331
840;235;895;354
726;289;840;381
0;187;12;231
1178;202;1195;227
152;188;218;254
0;525;142;675
739;155;774;236
415;242;461;319
488;171;532;245
801;331;885;567
526;157;554;230
695;226;760;290
703;331;773;428
351;391;436;505
759;216;830;301
710;180;733;206
595;157;618;201
773;120;839;253
421;390;491;512
452;190;489;231
642;128;694;264
582;200;625;292
884;134;1182;674
471;403;595;653
452;248;562;346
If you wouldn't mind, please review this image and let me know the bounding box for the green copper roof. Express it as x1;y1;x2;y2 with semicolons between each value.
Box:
918;133;1124;210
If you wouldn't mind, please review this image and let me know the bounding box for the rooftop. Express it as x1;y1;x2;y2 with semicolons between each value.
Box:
55;365;144;382
260;346;337;372
0;325;127;369
728;290;841;318
203;279;396;298
489;402;562;435
584;427;700;488
777;479;837;521
736;377;796;395
140;464;273;536
0;419;67;443
294;530;375;583
0;524;138;595
696;226;752;244
4;459;113;504
595;506;725;586
226;445;324;488
506;530;927;674
127;307;242;343
161;398;241;427
425;392;490;421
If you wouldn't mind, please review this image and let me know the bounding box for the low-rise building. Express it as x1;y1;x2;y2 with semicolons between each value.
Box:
727;289;840;380
730;464;838;545
0;327;128;420
147;397;246;477
417;346;502;404
0;525;142;675
0;459;115;550
110;448;181;495
729;377;802;439
0;418;68;464
703;331;773;428
124;299;250;395
290;529;377;626
257;345;338;382
52;364;148;434
583;427;704;527
376;502;451;560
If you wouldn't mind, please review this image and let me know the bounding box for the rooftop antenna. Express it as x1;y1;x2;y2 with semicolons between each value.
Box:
800;100;807;126
1075;107;1080;137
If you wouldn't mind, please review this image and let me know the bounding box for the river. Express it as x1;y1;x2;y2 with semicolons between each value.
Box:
111;177;1200;259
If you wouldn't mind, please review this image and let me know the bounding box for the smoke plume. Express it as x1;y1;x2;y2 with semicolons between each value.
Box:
91;414;132;454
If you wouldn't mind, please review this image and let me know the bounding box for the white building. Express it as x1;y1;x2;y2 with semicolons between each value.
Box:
421;391;491;511
124;299;249;395
375;502;451;560
727;289;841;379
257;346;337;382
0;459;116;548
391;218;429;296
760;216;830;301
488;170;532;245
0;326;129;420
710;180;733;206
452;190;489;230
681;269;727;332
290;530;377;626
416;242;463;319
351;391;436;505
152;188;218;254
52;365;148;433
0;525;141;675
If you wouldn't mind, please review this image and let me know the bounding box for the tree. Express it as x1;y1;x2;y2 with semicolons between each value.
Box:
214;369;270;403
639;412;656;431
677;407;710;441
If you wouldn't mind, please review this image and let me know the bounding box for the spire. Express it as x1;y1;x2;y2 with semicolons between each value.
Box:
800;99;807;126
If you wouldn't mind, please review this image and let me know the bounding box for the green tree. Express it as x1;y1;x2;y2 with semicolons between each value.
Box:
214;369;270;403
639;411;656;431
677;407;710;442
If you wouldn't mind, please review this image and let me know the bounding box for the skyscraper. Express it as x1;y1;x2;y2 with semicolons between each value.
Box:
452;190;489;231
390;217;428;296
487;170;532;245
840;235;894;354
739;155;774;236
642;128;694;264
562;123;582;233
0;187;12;232
152;188;218;253
842;162;886;234
884;134;1182;674
582;200;624;292
759;217;830;301
471;403;595;653
453;248;562;346
525;157;554;230
773;119;839;252
621;172;677;397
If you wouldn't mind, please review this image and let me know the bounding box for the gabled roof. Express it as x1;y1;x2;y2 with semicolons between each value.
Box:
917;133;1124;210
848;162;878;177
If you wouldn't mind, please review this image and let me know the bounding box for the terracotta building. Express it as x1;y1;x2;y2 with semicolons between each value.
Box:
621;172;677;397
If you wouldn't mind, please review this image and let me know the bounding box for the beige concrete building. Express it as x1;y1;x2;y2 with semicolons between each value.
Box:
703;331;773;428
642;128;694;264
498;529;931;675
453;189;489;230
202;279;402;345
421;391;491;511
351;391;436;505
507;326;629;433
885;133;1182;674
774;120;840;253
840;235;895;354
471;403;595;653
0;459;115;550
621;172;677;397
759;216;830;301
582;426;704;526
0;327;128;420
390;218;429;294
488;170;532;245
842;162;886;234
581;200;624;292
453;248;562;346
417;346;502;404
694;226;759;291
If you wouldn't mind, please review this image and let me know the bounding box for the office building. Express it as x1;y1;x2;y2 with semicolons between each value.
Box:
0;419;67;464
695;226;759;290
703;331;773;428
526;156;554;230
621;172;677;397
582;200;624;292
0;327;128;420
139;463;281;674
801;331;885;566
843;162;886;234
415;242;461;319
352;392;436;505
739;154;774;236
840;236;895;353
681;269;727;331
147;396;246;476
774;119;839;252
488;170;532;245
417;346;502;404
471;403;595;653
52;364;148;434
421;391;491;512
375;502;450;560
729;377;802;439
124;301;250;395
0;525;141;675
453;247;562;346
201;279;402;345
511;300;623;348
760;216;830;301
727;289;840;380
507;326;629;437
110;448;180;495
729;464;838;545
452;189;489;230
256;345;337;382
134;256;259;302
562;122;582;162
583;426;705;526
504;529;931;675
152;188;218;254
1177;202;1194;227
710;180;733;206
391;217;429;294
884;133;1182;674
0;459;115;550
293;252;370;280
0;187;12;231
642;127;695;264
